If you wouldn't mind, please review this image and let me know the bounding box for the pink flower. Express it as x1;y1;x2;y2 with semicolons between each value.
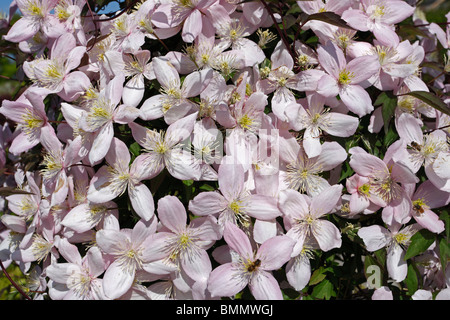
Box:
3;0;62;43
358;222;420;282
286;92;359;157
77;75;140;164
142;195;221;298
152;0;219;43
46;238;107;300
349;146;418;224
87;137;155;221
188;156;281;231
342;0;415;47
95;217;158;299
316;41;380;117
129;112;202;181
208;222;295;300
139;57;213;124
25;33;90;102
39;128;83;207
346;174;383;215
0;89;56;155
406;180;449;234
280;185;343;253
279;137;347;196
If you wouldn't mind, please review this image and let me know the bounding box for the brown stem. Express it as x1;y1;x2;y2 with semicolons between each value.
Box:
259;0;296;63
0;260;32;300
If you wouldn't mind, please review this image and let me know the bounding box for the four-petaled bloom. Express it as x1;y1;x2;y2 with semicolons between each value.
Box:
317;41;380;117
208;222;295;300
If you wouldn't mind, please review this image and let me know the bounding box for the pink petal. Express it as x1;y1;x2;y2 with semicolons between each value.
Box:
223;222;253;259
102;260;135;299
249;270;283;300
310;184;342;218
218;160;245;202
256;235;294;270
339;84;373;117
182;68;213;97
245;194;281;220
157;195;187;234
312;219;342;251
208;263;247;298
357;225;390;252
188;191;227;216
128;182;155;222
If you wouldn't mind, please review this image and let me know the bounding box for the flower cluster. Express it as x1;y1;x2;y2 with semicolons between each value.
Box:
0;0;449;300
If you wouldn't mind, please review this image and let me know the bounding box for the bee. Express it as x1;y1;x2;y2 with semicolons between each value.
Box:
410;141;422;152
413;203;424;214
247;259;261;272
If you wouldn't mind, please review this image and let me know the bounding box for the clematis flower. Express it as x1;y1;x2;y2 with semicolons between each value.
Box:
0;89;57;155
345;174;383;215
188;156;281;231
46;238;107;300
39;128;83;207
316;41;380;117
78;74;140;164
349;146;419;225
95;217;158;300
279;136;347;196
142;195;221;298
129;112;202;181
139;57;213;124
121;50;154;108
25;32;90;102
280;184;343;253
87;137;155;221
286;92;359;157
358;221;420;282
152;0;219;43
406;180;449;234
208;222;295;300
257;41;309;121
3;0;63;43
342;0;415;47
394;113;449;191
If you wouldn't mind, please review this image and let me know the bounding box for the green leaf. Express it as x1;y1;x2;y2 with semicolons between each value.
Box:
402;91;450;116
374;92;397;135
311;279;336;300
404;263;419;295
440;210;450;240
438;237;449;273
129;142;141;157
404;229;436;260
308;267;328;286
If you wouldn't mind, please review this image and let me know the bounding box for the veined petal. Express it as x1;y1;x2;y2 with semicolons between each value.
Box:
257;236;294;270
245;195;281;220
250;271;283;300
358;225;391;252
128;182;155;222
89;122;114;164
312;219;342;252
310;184;342;218
157;195;186;234
386;244;407;282
339;85;373;117
286;256;311;291
188;191;227;216
208;263;247;298
223;222;253;259
102;260;135;300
